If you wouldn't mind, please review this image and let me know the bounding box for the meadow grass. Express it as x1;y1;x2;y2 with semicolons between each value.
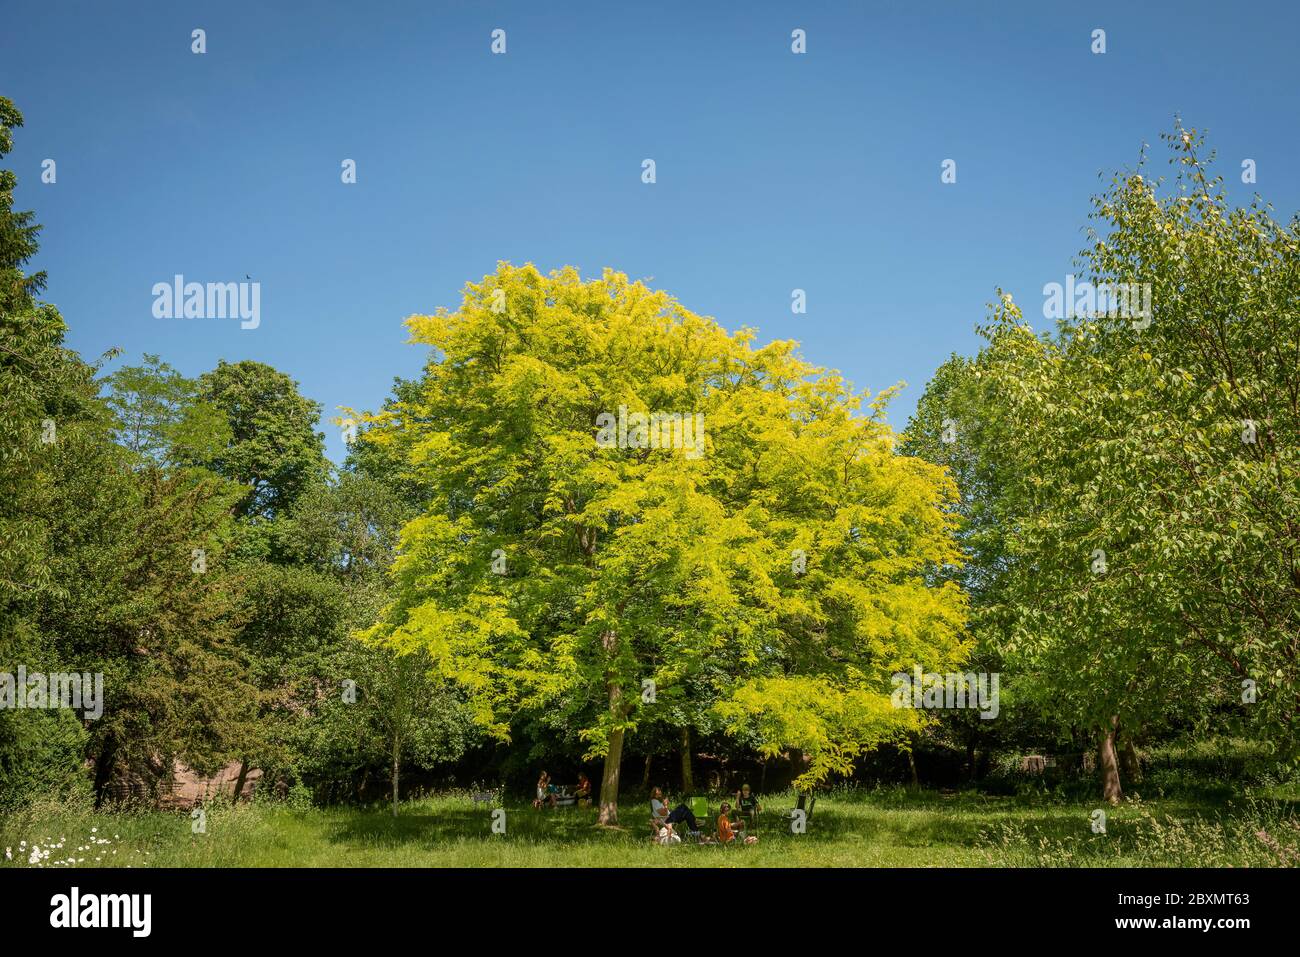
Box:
4;783;1297;868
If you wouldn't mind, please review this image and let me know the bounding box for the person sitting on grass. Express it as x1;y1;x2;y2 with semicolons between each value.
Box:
650;786;700;838
575;772;592;808
734;783;761;831
533;771;557;809
717;802;757;845
655;822;682;845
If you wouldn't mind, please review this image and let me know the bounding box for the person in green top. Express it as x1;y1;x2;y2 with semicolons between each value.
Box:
734;783;761;832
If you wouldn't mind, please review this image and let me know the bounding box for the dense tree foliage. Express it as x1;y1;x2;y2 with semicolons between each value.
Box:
907;127;1300;799
357;263;968;822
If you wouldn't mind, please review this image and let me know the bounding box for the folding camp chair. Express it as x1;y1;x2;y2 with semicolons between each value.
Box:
687;795;710;837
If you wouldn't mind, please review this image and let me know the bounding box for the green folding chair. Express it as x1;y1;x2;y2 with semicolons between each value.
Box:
687;795;710;837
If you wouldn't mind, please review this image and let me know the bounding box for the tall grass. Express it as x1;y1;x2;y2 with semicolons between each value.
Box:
4;782;1295;868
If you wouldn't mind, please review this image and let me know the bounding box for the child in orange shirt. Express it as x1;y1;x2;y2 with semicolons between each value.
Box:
717;802;758;845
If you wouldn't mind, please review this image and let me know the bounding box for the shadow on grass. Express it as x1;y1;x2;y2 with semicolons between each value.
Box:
315;784;1287;862
327;803;630;848
323;799;868;850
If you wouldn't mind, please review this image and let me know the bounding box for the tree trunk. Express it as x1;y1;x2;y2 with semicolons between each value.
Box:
391;744;401;817
597;629;625;826
92;736;119;809
231;759;250;806
598;727;624;825
1120;737;1142;784
1099;717;1123;804
788;747;812;785
680;726;694;793
906;747;919;789
641;752;653;790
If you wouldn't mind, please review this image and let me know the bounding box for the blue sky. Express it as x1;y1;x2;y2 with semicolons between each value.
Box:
4;0;1298;462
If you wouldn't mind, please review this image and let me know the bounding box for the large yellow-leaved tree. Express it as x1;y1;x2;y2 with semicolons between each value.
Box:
358;263;968;824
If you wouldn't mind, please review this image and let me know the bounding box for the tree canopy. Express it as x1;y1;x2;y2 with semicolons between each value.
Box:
907;126;1300;798
358;263;968;821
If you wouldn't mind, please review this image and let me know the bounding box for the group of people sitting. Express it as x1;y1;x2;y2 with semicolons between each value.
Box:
533;770;762;846
533;770;592;809
650;784;761;846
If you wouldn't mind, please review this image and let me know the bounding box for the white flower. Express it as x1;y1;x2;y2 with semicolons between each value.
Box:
28;849;41;864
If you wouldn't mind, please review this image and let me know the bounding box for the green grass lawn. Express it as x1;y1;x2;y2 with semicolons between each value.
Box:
5;784;1297;867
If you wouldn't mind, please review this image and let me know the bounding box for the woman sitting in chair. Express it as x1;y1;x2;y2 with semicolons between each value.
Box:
650;787;700;838
533;771;557;809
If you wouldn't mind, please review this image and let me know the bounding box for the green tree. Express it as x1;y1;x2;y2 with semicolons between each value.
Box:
0;96;45;313
920;126;1300;799
0;96;90;611
904;354;1051;782
33;422;257;805
290;640;474;806
235;443;471;807
0;98;110;807
196;359;327;525
360;263;968;823
104;354;231;465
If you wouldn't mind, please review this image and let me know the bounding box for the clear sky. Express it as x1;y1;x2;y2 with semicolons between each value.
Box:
4;0;1298;462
